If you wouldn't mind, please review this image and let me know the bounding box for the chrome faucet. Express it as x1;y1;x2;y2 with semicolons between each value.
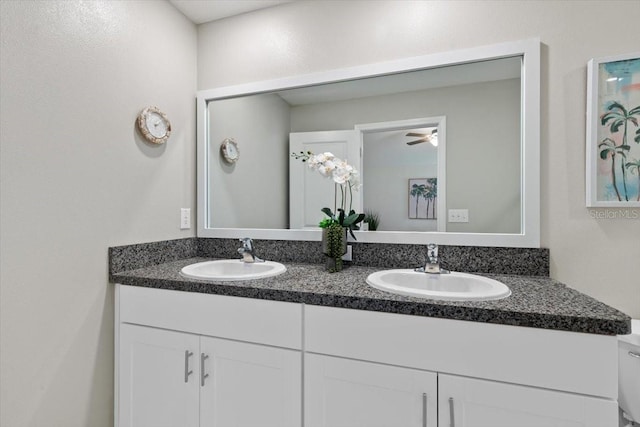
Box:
238;238;264;263
415;243;449;274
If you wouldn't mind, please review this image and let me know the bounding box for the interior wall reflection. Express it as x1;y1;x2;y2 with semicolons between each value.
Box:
290;79;521;234
363;126;439;232
208;94;289;229
208;75;521;234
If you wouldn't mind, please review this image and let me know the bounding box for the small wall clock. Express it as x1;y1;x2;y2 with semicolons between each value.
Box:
136;106;171;144
221;138;239;164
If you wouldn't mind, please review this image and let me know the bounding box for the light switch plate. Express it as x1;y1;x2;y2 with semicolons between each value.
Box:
448;209;469;223
180;208;191;229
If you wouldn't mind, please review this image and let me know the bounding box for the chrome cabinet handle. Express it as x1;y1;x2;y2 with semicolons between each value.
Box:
422;393;427;427
184;350;193;383
200;353;210;386
449;397;455;427
630;351;640;359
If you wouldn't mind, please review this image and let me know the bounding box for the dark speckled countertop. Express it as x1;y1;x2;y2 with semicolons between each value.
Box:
111;256;631;336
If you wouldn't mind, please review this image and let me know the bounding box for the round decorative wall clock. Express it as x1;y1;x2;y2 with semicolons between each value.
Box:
136;106;171;144
220;138;239;164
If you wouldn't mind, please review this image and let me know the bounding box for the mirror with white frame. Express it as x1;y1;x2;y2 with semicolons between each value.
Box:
197;39;540;247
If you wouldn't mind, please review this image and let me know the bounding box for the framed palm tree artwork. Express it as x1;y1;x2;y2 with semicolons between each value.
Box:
409;178;437;219
586;53;640;207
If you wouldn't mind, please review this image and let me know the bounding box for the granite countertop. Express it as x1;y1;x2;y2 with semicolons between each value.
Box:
111;257;631;336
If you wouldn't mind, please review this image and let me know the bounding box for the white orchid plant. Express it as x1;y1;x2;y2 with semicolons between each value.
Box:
291;151;365;238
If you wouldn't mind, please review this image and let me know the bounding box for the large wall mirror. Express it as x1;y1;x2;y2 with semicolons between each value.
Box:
197;39;540;247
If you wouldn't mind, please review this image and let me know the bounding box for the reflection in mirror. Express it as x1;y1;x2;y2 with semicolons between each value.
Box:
197;39;540;247
357;118;445;233
208;94;290;229
208;57;521;233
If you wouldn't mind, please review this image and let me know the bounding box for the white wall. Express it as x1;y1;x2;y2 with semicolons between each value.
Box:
198;0;640;317
0;1;197;426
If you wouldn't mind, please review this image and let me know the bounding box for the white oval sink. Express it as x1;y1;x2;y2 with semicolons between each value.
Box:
366;270;511;301
180;260;286;282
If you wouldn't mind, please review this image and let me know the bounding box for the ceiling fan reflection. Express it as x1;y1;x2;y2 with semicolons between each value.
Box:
406;130;438;146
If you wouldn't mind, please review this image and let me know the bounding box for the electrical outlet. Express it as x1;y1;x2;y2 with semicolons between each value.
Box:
180;208;191;229
448;209;469;223
342;245;353;261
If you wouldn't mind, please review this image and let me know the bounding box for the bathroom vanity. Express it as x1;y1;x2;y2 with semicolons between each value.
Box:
111;247;629;427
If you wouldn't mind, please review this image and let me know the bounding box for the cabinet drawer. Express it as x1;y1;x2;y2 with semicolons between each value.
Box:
118;285;302;349
304;305;617;399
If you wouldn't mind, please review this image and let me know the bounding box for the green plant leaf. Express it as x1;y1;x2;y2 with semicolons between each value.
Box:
321;207;335;219
347;227;357;240
318;218;334;228
342;213;365;227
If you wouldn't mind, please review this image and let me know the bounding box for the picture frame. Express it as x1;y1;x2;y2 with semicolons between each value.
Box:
586;53;640;207
408;178;437;219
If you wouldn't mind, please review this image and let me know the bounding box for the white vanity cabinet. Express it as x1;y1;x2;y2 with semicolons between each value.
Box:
305;305;619;427
304;354;613;427
115;285;302;427
116;285;619;427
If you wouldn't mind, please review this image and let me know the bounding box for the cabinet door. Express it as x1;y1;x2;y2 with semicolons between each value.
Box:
199;337;301;427
305;353;438;427
438;374;617;427
119;324;200;427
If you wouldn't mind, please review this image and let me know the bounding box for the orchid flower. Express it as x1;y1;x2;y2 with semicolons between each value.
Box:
291;150;365;238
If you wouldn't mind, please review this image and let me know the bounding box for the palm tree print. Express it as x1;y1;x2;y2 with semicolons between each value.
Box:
410;179;439;219
423;189;432;219
599;138;630;201
410;183;426;218
601;101;640;201
423;178;438;219
625;158;640;201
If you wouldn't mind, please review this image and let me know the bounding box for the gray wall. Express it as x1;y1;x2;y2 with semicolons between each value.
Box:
208;94;290;228
208;78;520;233
290;79;522;234
363;129;439;232
0;1;196;425
198;0;640;317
